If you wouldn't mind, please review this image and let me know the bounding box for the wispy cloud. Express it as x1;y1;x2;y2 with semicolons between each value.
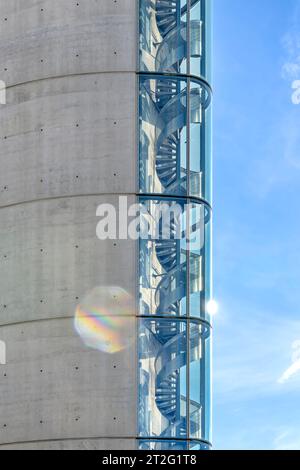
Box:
251;0;300;195
213;0;300;450
274;428;300;450
214;304;300;403
281;1;300;80
278;359;300;384
282;37;300;81
278;340;300;383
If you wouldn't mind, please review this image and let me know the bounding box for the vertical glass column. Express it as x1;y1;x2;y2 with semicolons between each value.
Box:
139;0;212;80
138;0;212;451
139;75;211;202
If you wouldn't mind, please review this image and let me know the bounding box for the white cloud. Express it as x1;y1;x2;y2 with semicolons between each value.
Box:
274;428;300;450
292;79;300;104
281;2;300;80
278;358;300;384
278;340;300;383
214;303;300;404
283;62;300;79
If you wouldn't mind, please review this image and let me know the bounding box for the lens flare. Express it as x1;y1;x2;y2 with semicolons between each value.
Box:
74;286;135;354
206;299;218;316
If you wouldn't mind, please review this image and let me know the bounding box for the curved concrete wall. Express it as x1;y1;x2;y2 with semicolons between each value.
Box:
0;0;138;450
0;74;137;207
0;317;136;447
0;0;136;87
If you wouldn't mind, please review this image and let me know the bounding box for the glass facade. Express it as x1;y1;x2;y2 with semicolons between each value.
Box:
139;0;212;81
139;76;212;202
138;0;212;450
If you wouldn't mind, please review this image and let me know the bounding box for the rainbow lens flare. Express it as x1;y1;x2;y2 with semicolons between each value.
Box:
74;286;135;354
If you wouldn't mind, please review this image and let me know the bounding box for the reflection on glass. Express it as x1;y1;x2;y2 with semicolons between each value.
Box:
140;0;188;74
139;0;211;81
138;318;211;444
203;105;212;204
189;322;211;441
139;197;187;318
139;76;211;201
139;0;212;450
189;80;212;202
139;318;187;439
139;76;188;196
139;197;211;322
189;202;211;319
74;286;134;354
190;81;203;198
202;0;212;82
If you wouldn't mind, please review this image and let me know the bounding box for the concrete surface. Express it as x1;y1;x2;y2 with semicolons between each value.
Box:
0;318;137;445
0;0;137;87
0;74;137;207
0;0;138;450
0;195;137;326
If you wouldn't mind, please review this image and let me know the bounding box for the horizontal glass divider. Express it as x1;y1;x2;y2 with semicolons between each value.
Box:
138;437;212;447
137;314;213;331
137;71;213;97
138;193;212;212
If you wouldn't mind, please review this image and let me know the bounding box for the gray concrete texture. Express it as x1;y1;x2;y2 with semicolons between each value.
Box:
0;74;137;206
0;0;137;87
0;0;138;450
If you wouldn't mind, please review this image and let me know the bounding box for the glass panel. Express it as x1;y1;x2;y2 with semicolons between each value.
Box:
139;318;188;439
138;198;211;321
139;0;211;80
139;0;212;451
139;0;155;72
139;197;188;317
189;202;203;318
190;0;202;77
139;0;211;81
204;206;212;322
138;318;211;444
189;203;211;321
139;76;188;196
190;88;212;203
203;0;212;82
140;0;188;74
203;105;213;204
139;76;212;202
205;329;212;444
189;322;211;442
189;80;202;198
189;79;212;202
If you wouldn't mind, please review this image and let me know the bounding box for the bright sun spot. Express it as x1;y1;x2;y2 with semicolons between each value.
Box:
206;300;219;316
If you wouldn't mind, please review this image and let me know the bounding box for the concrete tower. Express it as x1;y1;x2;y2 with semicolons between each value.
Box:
0;0;212;450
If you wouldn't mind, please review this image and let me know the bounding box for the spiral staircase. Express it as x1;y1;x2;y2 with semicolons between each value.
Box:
155;0;202;72
139;81;204;440
139;0;206;447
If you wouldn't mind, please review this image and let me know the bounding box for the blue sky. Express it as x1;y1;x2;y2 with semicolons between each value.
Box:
213;0;300;450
